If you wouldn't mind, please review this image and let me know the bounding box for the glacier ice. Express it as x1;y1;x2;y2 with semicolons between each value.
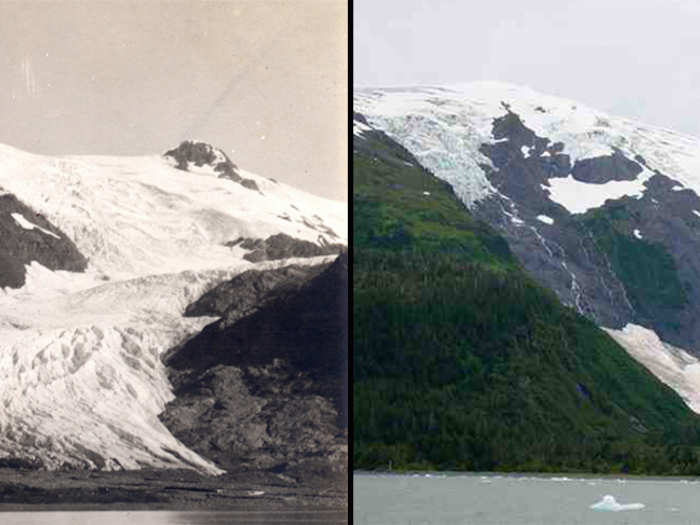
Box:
604;324;700;414
355;81;700;214
0;143;346;473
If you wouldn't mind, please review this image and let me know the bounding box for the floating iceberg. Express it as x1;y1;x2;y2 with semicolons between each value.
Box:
590;495;645;512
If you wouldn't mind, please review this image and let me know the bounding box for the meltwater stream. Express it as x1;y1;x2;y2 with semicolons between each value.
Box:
354;472;700;524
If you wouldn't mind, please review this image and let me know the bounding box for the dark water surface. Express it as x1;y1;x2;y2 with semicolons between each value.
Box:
0;510;347;524
354;472;700;524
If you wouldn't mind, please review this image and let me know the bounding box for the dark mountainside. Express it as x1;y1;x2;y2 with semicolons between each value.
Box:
474;109;700;351
353;115;700;474
224;232;345;263
164;140;260;191
161;253;348;483
0;192;87;288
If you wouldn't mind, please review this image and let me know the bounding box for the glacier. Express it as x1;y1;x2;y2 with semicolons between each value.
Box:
0;142;346;474
355;81;700;213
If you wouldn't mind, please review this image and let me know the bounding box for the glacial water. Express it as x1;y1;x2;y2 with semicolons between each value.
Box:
354;472;700;524
0;510;348;524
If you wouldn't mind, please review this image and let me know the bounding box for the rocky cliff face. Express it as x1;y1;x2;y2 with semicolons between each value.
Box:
224;233;345;263
160;253;348;480
470;109;700;351
355;82;700;409
164;140;260;191
0;192;87;288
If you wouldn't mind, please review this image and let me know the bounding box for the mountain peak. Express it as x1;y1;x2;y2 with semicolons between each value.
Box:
164;140;240;179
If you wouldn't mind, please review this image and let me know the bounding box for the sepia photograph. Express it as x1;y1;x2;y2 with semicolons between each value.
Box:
0;0;347;523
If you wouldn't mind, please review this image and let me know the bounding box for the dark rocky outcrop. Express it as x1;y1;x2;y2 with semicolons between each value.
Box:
160;253;347;477
472;110;700;352
224;233;345;262
0;193;88;288
164;141;260;191
184;262;327;322
570;149;643;184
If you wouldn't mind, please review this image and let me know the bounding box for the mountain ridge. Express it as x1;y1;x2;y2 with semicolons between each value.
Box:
354;90;700;474
355;82;700;415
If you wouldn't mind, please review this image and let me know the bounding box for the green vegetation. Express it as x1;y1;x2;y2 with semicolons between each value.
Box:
582;203;686;328
353;129;700;474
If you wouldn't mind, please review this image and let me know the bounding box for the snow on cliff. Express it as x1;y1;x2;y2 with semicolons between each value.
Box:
355;81;700;212
0;142;346;473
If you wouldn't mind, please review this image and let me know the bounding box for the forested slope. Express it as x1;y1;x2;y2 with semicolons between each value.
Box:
353;117;700;474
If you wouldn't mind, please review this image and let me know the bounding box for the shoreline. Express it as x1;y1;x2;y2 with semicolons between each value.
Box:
353;470;700;481
0;468;347;511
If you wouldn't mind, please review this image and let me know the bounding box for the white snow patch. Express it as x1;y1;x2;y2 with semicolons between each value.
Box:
511;217;524;225
536;214;554;225
11;213;60;239
423;191;431;196
604;324;700;414
545;167;653;214
693;210;700;218
521;145;531;158
541;151;551;157
590;495;644;512
672;185;684;191
353;119;372;137
633;229;643;239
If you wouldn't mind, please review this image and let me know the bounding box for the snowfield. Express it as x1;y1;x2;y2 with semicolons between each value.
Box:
0;143;346;473
355;81;700;213
605;324;700;414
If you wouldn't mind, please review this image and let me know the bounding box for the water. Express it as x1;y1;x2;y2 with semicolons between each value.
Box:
0;510;347;524
354;472;700;524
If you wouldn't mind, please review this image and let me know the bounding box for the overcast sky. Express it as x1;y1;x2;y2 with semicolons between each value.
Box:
0;0;347;201
355;0;700;138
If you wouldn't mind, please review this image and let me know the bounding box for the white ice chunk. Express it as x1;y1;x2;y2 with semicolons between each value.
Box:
521;145;530;158
590;495;644;512
633;229;642;239
11;213;60;239
536;214;554;225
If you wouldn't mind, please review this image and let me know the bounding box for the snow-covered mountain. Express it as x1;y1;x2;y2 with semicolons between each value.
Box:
0;141;346;474
355;81;700;414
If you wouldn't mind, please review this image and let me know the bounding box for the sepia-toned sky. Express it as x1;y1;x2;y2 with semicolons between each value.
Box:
355;0;700;139
0;0;347;201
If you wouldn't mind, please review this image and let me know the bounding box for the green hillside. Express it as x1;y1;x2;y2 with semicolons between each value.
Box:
353;122;700;474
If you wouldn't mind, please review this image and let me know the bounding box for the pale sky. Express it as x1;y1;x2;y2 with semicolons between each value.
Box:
0;0;347;201
354;0;700;138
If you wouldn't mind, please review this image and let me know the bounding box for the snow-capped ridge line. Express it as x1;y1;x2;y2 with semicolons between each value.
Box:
355;81;700;212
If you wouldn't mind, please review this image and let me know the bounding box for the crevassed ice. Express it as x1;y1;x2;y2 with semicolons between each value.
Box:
0;143;346;473
355;82;700;212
